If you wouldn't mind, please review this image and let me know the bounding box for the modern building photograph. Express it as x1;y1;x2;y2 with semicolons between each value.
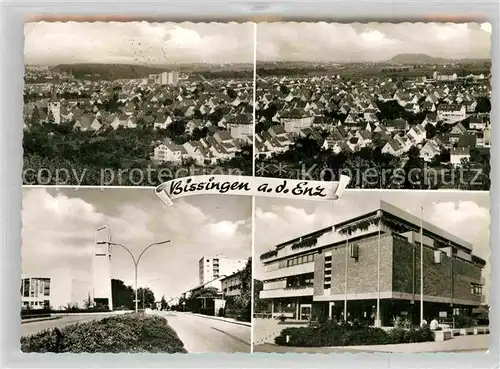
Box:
253;190;489;353
21;187;251;353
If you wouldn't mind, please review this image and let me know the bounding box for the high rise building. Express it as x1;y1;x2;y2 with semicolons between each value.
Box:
154;71;179;86
198;255;247;285
92;226;113;310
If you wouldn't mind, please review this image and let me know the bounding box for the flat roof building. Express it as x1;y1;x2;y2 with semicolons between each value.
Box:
259;200;486;326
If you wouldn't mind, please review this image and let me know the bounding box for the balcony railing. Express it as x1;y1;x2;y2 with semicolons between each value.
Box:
285;283;314;290
260;286;314;299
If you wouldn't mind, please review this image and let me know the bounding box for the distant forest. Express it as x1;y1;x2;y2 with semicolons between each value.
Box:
52;63;254;81
256;63;491;79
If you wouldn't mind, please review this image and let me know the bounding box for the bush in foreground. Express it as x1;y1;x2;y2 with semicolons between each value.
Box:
21;313;187;353
274;320;434;347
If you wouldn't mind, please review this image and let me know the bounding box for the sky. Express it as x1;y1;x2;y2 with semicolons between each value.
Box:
257;22;492;62
24;22;491;66
24;21;254;65
22;188;251;301
255;190;491;303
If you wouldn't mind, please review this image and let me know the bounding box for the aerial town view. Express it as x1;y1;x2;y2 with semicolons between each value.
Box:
254;23;491;190
22;22;254;186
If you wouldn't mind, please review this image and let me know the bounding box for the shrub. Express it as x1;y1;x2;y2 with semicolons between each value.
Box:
454;315;477;328
388;326;434;344
393;316;413;329
274;319;435;347
21;313;187;353
278;314;287;323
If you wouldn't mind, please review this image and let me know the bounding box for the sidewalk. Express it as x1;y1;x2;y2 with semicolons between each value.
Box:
177;311;252;327
254;334;490;353
21;316;61;324
51;310;133;316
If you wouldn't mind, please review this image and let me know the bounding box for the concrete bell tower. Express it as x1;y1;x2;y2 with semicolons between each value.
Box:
92;226;113;310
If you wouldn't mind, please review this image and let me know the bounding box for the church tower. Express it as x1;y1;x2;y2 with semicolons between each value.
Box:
48;85;61;124
92;226;113;310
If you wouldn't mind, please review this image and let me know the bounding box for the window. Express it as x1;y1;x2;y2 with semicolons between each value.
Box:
470;283;482;295
285;253;315;268
43;279;50;296
23;279;29;297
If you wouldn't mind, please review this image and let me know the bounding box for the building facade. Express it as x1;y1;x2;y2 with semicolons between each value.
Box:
221;271;242;297
198;255;247;285
153;71;179;86
259;201;485;327
21;268;92;310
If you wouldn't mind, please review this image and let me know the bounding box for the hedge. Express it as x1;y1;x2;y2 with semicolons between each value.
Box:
21;313;187;353
274;320;434;347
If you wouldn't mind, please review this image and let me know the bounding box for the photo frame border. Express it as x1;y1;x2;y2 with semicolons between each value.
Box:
2;0;499;367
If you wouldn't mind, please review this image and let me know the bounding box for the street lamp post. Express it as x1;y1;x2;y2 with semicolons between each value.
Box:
97;240;170;313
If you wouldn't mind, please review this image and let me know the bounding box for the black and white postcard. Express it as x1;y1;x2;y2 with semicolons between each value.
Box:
19;20;492;356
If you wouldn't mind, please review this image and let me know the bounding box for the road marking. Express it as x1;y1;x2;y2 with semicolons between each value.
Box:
210;327;251;346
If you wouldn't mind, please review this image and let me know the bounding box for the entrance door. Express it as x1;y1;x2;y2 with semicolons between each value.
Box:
300;305;312;321
330;303;343;321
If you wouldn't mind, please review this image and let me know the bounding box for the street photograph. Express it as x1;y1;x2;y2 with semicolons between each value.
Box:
253;190;490;353
255;22;491;190
23;21;254;186
21;187;252;353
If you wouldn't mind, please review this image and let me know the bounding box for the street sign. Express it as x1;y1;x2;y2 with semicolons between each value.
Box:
133;299;140;302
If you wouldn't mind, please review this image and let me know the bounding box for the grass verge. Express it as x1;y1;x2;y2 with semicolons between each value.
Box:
21;313;187;353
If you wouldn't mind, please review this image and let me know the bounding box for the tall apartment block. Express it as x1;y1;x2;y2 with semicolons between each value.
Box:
199;255;247;285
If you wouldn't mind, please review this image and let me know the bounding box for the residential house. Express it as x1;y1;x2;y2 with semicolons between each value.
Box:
449;122;468;144
436;104;466;124
407;124;426;144
469;116;487;131
420;139;442;162
450;148;470;166
280;109;314;133
385;118;409;134
154;116;173;130
226;114;253;139
183;141;211;165
153;142;187;163
422;113;438;127
381;139;404;156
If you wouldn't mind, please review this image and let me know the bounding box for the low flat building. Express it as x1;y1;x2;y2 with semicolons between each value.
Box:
259;201;486;326
221;271;243;297
21;268;92;310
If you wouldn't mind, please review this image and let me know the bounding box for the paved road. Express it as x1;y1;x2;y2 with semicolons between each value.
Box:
21;314;119;337
150;311;251;353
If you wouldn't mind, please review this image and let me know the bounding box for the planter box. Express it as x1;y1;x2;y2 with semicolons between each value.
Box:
474;327;488;335
460;328;474;335
435;330;452;342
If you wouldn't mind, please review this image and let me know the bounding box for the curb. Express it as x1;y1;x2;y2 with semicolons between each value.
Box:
21;316;61;324
183;312;252;327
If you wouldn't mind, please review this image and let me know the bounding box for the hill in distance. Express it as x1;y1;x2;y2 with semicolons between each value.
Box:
387;53;490;65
